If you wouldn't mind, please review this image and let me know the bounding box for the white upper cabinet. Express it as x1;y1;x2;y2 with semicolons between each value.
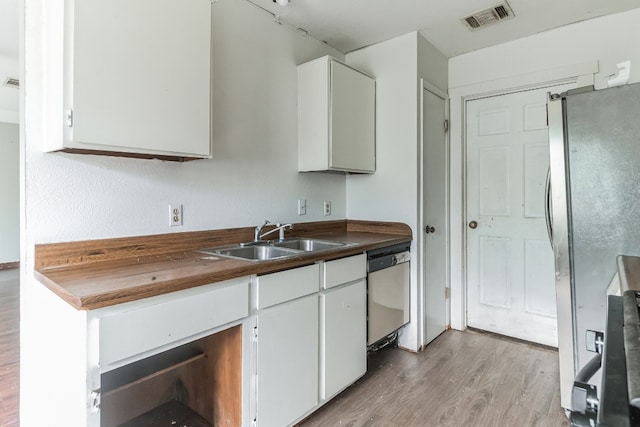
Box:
298;56;375;173
55;0;212;160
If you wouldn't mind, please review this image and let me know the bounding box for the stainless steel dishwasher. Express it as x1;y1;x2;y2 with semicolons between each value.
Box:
367;243;411;348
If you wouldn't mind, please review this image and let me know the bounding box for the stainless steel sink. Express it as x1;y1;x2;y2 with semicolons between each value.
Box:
198;245;300;261
198;238;352;261
272;238;349;252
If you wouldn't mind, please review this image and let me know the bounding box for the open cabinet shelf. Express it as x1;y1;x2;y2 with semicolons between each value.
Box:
100;325;242;427
102;347;205;397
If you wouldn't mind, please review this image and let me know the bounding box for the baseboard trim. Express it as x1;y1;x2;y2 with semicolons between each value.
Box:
0;262;19;270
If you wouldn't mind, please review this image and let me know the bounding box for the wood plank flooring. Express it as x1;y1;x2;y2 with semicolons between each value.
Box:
0;268;18;427
300;330;569;427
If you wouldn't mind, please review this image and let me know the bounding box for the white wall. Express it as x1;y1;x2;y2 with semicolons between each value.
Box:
447;8;640;330
0;122;19;263
346;33;419;350
418;35;448;95
450;9;640;90
21;0;345;424
346;32;448;350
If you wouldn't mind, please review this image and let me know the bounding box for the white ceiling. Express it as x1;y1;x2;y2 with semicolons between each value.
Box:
248;0;640;56
1;0;640;63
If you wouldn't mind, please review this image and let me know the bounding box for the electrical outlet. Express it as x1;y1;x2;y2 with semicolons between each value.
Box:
169;204;183;226
323;201;332;216
297;199;307;215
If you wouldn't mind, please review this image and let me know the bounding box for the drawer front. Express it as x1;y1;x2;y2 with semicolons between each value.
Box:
323;253;366;289
257;264;320;309
100;278;249;366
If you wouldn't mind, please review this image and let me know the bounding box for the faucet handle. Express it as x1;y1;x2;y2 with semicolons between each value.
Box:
278;223;294;240
254;220;271;242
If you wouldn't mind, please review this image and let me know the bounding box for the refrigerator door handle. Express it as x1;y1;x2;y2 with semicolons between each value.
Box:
544;167;553;247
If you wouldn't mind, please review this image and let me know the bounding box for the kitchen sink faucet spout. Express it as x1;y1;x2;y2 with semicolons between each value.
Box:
259;223;294;241
255;220;271;242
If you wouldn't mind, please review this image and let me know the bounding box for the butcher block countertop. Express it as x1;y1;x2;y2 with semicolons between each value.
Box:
35;220;412;310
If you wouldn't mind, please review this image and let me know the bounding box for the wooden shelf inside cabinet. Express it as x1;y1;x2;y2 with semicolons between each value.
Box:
101;347;204;397
119;400;211;427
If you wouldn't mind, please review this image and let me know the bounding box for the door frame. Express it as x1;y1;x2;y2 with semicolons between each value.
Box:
418;79;450;349
447;61;598;331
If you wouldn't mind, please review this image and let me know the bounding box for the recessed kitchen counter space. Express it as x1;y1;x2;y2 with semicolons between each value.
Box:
35;220;412;310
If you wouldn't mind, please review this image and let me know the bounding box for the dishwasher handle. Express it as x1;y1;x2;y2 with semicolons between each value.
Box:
367;251;411;273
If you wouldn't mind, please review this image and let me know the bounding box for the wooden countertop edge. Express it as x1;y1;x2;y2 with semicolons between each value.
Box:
35;220;412;310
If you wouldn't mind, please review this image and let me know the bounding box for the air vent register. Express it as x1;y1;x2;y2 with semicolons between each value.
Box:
463;2;515;30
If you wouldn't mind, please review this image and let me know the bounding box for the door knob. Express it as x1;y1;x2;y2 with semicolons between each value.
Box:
468;221;478;229
426;225;435;234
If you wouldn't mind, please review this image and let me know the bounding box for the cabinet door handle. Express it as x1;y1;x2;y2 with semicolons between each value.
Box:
425;225;435;234
468;221;478;229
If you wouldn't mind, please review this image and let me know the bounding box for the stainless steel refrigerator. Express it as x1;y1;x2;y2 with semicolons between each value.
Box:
547;82;640;410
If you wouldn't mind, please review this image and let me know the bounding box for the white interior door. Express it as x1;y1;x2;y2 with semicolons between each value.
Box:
422;87;447;345
465;84;572;347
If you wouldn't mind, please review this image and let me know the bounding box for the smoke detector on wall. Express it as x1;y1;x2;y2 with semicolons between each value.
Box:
462;2;515;30
2;77;19;89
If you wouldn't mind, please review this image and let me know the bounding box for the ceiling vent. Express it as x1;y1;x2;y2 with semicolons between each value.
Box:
463;2;515;30
3;77;19;89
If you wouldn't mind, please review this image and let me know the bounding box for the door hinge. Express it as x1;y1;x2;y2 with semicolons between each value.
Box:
66;109;73;128
252;326;258;343
444;119;449;132
445;287;450;299
89;389;101;413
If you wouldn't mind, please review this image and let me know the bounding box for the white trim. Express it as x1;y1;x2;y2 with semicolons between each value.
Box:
450;60;598;99
449;62;597;332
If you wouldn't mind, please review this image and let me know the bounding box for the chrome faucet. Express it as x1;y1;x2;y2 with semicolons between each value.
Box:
254;220;271;242
258;222;294;241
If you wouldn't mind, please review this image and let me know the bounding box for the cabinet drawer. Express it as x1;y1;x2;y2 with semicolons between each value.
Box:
257;264;319;309
323;253;366;289
100;278;249;367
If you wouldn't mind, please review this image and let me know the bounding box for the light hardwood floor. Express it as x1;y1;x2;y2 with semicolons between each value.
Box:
300;330;569;427
0;268;18;427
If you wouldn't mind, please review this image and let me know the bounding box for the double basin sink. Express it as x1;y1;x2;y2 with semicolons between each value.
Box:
198;238;353;261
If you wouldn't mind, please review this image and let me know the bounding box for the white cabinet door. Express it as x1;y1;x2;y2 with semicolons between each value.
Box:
321;280;366;400
329;61;375;172
298;56;375;173
59;0;212;159
257;294;319;427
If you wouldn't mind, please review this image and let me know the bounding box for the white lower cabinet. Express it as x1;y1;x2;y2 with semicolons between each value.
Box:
254;255;367;426
257;295;319;427
255;265;320;427
321;279;367;400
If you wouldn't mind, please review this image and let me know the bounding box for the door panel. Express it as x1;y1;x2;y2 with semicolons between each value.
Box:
479;236;511;309
478;147;510;216
523;143;548;218
422;88;447;345
466;83;574;347
524;239;556;317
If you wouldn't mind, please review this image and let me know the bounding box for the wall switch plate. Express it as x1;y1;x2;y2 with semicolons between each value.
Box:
297;199;307;215
323;201;331;216
169;204;183;226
